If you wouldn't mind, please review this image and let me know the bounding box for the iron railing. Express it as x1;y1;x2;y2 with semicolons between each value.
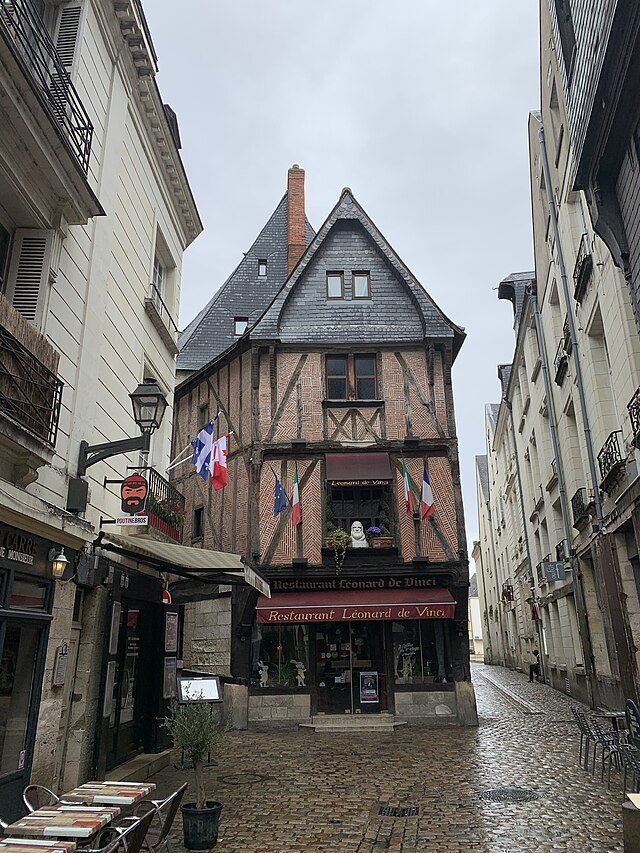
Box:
149;282;179;335
145;468;185;539
0;322;62;444
555;540;567;562
571;488;590;526
554;339;568;385
0;0;93;173
598;430;623;482
573;233;593;303
628;386;640;440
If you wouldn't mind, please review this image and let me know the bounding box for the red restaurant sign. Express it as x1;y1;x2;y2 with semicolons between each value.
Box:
256;588;456;624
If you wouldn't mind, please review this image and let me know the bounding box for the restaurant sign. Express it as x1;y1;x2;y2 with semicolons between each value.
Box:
258;601;454;623
256;587;456;624
271;576;441;593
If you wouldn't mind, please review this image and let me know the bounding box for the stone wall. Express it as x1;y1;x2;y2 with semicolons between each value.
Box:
248;693;311;727
182;593;232;674
394;691;457;724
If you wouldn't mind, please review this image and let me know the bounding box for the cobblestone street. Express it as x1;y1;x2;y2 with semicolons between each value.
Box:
154;664;626;852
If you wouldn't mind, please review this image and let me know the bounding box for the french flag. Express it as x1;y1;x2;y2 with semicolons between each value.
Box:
421;462;434;519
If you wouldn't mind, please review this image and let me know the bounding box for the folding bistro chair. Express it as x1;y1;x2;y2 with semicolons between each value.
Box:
116;784;187;853
570;706;596;770
626;699;640;749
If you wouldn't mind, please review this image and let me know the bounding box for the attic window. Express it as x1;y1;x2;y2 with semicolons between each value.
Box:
327;272;344;299
234;317;248;336
258;259;267;277
353;272;371;299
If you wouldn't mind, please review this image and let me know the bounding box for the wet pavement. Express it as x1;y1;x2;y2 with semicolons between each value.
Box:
153;663;626;852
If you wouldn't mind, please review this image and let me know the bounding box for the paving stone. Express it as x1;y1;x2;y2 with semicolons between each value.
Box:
150;663;624;851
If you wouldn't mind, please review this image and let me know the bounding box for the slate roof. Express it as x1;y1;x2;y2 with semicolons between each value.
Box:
469;573;478;596
498;364;512;398
485;403;500;435
476;454;489;503
251;189;465;358
498;271;534;334
177;193;315;371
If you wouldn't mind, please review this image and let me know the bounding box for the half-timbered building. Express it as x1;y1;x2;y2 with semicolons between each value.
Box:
172;167;477;728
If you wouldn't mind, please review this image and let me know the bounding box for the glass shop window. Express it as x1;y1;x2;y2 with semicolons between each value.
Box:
391;621;447;685
328;485;388;534
0;624;41;773
9;577;48;610
251;624;309;689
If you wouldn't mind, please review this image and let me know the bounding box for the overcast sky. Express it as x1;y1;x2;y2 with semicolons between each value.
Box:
144;2;540;560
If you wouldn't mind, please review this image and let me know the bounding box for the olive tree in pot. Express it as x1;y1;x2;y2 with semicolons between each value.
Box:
163;700;227;849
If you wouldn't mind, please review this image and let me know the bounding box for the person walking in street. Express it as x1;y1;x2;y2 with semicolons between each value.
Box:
529;649;541;682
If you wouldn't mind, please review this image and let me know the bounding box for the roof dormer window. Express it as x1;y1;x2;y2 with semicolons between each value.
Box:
234;317;248;336
258;259;267;277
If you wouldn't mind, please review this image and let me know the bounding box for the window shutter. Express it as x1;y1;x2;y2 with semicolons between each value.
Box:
5;230;53;326
53;4;82;73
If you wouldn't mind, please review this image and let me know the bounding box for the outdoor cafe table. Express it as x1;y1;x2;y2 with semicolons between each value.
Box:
2;805;120;840
61;782;156;807
0;842;77;853
594;709;627;733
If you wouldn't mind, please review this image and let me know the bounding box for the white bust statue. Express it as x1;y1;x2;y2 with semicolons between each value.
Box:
350;520;369;548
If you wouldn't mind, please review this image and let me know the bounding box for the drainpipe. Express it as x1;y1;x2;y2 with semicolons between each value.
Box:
504;397;545;683
538;119;604;528
529;286;595;706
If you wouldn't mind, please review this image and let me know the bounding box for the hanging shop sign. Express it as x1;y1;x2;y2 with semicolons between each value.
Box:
120;473;149;514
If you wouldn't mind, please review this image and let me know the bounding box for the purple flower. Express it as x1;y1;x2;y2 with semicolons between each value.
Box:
367;526;381;535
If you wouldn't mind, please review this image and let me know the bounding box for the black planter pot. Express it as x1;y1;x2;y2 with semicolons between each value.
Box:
181;801;223;850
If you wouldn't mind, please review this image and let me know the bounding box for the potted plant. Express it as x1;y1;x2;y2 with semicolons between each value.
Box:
163;699;227;849
326;528;351;574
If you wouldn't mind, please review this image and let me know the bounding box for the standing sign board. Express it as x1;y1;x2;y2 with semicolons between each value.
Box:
178;676;222;703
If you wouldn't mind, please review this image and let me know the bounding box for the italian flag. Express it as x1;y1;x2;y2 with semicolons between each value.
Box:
402;459;413;516
421;462;434;519
291;463;301;526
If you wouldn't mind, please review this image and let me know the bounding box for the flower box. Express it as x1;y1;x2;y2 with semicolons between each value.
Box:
371;536;394;549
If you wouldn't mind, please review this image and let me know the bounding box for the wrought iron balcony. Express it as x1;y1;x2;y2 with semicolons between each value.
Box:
555;540;567;562
573;233;593;303
0;0;93;173
554;339;568;386
144;283;179;355
598;430;625;491
628;385;640;447
146;468;185;541
571;487;592;530
0;321;62;444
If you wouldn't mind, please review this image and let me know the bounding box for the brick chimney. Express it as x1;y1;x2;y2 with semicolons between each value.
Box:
287;164;306;276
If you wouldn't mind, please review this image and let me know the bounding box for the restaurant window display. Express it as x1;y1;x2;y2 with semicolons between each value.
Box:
252;624;309;689
392;620;449;685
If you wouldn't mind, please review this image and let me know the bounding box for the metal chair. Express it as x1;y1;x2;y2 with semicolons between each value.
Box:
116;784;187;853
83;809;156;853
23;784;60;812
570;706;596;770
626;699;640;749
589;716;623;787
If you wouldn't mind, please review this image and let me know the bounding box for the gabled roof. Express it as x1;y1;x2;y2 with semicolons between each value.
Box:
250;189;465;358
485;403;500;435
177;193;314;371
498;364;512;399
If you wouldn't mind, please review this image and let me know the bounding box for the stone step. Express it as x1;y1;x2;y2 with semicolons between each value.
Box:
300;714;407;732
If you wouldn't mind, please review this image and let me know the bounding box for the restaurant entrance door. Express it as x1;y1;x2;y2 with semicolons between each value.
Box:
313;622;389;714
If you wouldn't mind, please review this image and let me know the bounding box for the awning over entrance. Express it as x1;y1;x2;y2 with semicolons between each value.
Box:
256;588;455;624
325;452;392;484
97;533;270;597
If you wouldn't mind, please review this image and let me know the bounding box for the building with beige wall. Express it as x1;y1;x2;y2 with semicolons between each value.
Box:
0;0;201;817
475;0;640;708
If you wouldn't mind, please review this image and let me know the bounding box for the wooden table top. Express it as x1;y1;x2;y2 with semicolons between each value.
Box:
0;842;77;853
62;781;156;806
3;805;120;839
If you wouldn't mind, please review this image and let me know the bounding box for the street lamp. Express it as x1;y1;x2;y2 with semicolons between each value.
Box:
129;379;168;434
76;379;168;477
